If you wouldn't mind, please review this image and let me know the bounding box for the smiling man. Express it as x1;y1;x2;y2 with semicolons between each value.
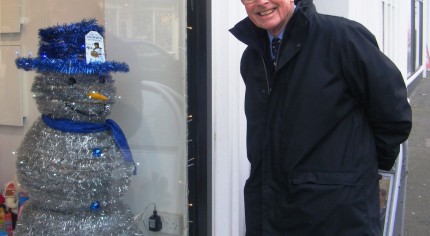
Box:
230;0;412;235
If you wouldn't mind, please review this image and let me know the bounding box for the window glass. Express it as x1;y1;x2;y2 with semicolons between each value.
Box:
105;1;188;234
407;0;423;75
4;0;188;235
414;0;423;68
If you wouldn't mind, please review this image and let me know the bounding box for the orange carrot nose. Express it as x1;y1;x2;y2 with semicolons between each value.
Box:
87;91;108;101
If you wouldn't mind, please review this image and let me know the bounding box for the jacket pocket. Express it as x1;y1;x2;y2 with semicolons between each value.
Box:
292;170;358;187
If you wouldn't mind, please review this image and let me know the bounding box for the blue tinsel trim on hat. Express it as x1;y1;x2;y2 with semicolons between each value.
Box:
15;19;129;75
16;57;129;75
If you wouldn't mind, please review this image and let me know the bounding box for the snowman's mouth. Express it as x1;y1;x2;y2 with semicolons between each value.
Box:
65;102;108;116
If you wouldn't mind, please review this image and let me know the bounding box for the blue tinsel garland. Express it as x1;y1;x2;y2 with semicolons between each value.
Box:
16;57;129;75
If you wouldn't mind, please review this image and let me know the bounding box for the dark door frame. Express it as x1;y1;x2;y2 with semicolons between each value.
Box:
187;0;211;235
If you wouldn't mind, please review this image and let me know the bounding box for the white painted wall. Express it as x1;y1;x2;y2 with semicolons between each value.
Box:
314;0;348;18
211;0;248;236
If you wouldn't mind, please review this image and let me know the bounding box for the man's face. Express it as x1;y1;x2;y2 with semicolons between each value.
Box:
244;0;295;36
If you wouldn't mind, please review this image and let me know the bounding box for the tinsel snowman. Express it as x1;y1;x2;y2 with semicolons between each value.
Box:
14;19;142;235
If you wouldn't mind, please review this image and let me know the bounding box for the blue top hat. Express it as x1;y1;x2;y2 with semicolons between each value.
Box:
16;19;129;75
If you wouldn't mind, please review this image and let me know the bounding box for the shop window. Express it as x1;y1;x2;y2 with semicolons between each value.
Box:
407;0;424;75
106;1;189;235
4;0;190;235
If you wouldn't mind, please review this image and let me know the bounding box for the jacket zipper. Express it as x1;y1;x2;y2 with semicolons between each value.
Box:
260;56;271;95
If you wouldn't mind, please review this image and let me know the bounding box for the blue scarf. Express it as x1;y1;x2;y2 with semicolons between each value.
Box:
42;115;136;174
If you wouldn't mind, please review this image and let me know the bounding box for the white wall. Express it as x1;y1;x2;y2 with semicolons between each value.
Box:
314;0;348;18
211;0;248;236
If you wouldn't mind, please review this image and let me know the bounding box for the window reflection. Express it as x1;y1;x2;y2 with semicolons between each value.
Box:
106;0;188;234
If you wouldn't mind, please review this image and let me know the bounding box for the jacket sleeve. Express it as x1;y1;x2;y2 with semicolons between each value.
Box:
338;21;412;170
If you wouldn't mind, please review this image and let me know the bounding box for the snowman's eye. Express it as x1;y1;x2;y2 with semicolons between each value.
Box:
99;76;106;84
68;77;77;86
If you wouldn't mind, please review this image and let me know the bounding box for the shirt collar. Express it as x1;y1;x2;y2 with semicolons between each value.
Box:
268;30;285;42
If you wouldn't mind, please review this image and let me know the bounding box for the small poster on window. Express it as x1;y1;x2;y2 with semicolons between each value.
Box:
85;31;105;63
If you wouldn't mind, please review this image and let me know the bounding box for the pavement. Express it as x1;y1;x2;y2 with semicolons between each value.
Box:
404;73;430;236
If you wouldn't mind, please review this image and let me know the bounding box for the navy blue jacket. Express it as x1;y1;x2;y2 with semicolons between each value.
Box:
230;0;412;235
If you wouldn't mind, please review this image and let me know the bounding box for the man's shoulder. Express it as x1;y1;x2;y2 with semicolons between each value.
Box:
310;13;375;42
312;13;364;31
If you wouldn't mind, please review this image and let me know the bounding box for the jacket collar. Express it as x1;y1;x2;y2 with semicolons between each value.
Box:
229;17;268;56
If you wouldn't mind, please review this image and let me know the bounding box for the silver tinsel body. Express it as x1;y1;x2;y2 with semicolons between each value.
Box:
13;68;142;235
14;119;142;235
